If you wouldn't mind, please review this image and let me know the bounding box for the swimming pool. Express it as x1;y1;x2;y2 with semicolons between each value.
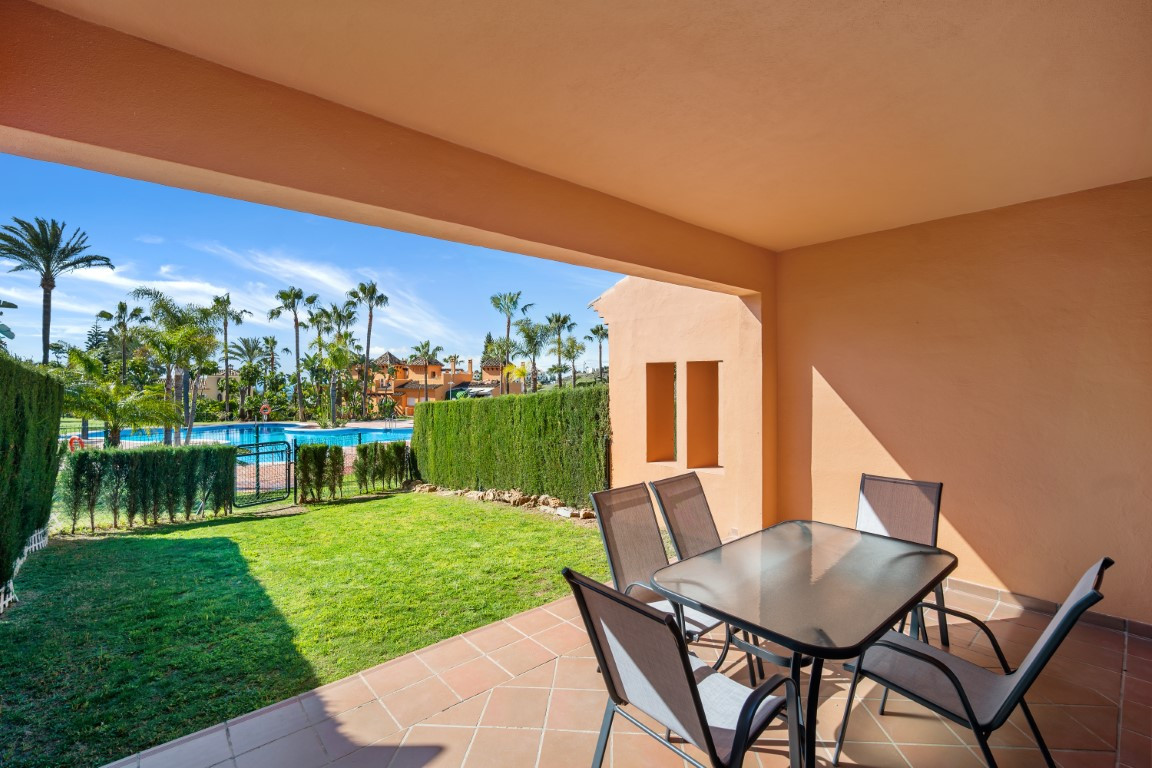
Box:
70;421;413;449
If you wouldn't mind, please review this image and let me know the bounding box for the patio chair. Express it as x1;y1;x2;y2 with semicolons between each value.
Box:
857;473;950;645
563;568;801;768
589;484;729;657
833;557;1114;768
649;472;804;682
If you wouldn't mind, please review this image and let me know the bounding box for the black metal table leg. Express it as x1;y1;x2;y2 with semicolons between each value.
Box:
801;655;824;768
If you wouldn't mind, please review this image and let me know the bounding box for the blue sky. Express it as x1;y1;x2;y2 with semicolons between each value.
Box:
0;153;619;367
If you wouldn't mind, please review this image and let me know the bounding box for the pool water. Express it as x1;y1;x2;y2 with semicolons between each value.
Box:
73;421;413;449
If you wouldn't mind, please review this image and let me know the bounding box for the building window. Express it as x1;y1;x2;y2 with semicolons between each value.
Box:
686;361;720;468
646;362;676;462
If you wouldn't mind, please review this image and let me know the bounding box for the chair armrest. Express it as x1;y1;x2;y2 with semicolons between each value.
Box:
729;674;800;768
913;602;1012;672
869;639;983;727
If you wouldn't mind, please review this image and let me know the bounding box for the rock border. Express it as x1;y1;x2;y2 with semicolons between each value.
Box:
409;483;596;519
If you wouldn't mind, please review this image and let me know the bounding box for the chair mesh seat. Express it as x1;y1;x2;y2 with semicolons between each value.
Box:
689;655;787;764
856;630;1013;727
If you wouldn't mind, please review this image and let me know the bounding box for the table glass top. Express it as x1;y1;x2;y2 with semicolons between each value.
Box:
651;520;957;658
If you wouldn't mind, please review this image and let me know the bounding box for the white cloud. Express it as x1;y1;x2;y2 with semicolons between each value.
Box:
135;234;165;244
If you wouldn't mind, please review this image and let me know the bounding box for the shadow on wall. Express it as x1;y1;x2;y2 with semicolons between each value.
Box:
0;536;320;768
777;180;1152;620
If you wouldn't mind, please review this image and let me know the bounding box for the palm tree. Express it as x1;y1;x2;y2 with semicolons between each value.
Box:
585;324;609;382
96;301;150;383
348;281;389;419
261;335;279;393
0;217;114;364
503;362;529;394
228;336;264;415
489;292;531;394
209;293;251;420
410;340;444;406
545;312;574;388
515;318;547;393
325;302;358;419
563;337;587;387
63;348;179;448
267;287;318;420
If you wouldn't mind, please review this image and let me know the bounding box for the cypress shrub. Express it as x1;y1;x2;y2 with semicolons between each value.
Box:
353;444;371;493
0;356;63;585
326;445;344;499
104;450;130;528
296;444;328;502
411;385;610;506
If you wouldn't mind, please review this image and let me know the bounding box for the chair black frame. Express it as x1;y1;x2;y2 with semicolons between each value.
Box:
857;473;950;646
564;568;801;768
833;557;1114;768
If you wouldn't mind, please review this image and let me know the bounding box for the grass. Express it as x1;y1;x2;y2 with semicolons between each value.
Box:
0;494;608;768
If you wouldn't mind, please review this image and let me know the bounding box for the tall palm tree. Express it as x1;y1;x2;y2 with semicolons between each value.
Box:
63;348;180;449
348;281;389;419
515;318;547;393
325;301;358;419
585;324;609;382
261;335;279;393
209;293;251;420
96;301;150;383
268;287;318;421
563;337;587;388
228;336;264;416
489;292;531;394
545;312;574;388
410;340;444;406
0;217;114;364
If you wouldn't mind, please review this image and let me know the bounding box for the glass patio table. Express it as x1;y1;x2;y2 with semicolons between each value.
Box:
650;519;957;767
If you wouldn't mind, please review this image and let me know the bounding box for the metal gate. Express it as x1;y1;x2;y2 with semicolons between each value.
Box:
234;440;292;507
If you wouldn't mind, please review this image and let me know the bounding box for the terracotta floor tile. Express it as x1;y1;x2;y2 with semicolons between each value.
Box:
393;725;477;768
360;654;434;697
1127;653;1152;684
300;676;377;723
1122;701;1151;736
543;597;581;622
506;608;564;637
815;696;889;745
463;727;542;767
896;744;984;767
1118;728;1152;768
138;725;231;768
314;701;403;761
417;637;483;673
985;746;1063;767
533;622;591;656
1125;677;1152;709
465;621;525;653
328;739;403;768
561;642;596;659
538;729;602;768
864;699;966;746
546;688;612;732
553;656;606;691
1023;704;1114;751
608;731;686;767
503;659;558;689
479;686;550;729
440;656;513;701
228;698;310;756
826;740;909;767
487;637;557;677
1128;636;1152;662
1054;750;1122;768
1064;705;1119;748
425;692;491;727
232;728;327;768
382;676;462;728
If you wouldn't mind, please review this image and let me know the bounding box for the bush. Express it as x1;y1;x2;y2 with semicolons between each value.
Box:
352;441;413;495
296;444;328;503
0;357;63;585
56;444;237;531
411;385;610;506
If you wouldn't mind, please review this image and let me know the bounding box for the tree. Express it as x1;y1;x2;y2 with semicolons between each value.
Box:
0;299;15;353
545;312;574;388
62;347;179;448
325;302;358;420
410;340;444;406
209;293;251;420
348;281;389;419
563;336;586;387
585;324;609;382
0;217;114;364
261;335;280;394
96;301;150;383
267;286;318;420
503;361;529;394
228;336;264;414
515;318;547;393
489;291;532;394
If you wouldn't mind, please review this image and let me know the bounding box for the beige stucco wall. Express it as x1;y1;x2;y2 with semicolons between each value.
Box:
777;179;1152;623
594;278;764;538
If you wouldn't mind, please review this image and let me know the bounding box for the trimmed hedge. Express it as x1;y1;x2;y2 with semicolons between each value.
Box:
57;444;237;531
352;441;414;494
0;357;63;585
296;443;348;503
411;385;610;506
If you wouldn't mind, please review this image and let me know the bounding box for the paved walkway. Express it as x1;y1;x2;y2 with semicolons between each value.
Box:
103;588;1149;768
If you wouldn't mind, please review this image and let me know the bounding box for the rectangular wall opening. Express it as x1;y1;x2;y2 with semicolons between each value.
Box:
646;362;676;462
686;361;720;468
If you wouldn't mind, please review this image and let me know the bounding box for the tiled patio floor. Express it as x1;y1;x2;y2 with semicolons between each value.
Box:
104;588;1150;768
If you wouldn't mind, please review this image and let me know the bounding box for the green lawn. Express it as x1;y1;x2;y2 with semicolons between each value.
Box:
0;494;608;768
